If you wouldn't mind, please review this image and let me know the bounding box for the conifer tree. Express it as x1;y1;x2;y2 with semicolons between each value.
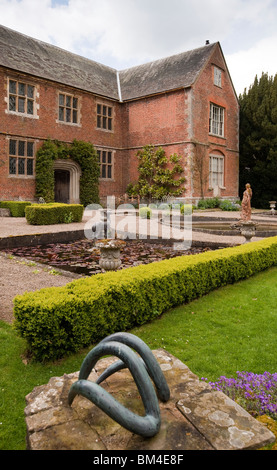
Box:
239;73;277;208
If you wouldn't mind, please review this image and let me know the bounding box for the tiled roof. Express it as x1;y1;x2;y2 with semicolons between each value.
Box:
119;43;216;100
0;24;217;101
0;25;119;100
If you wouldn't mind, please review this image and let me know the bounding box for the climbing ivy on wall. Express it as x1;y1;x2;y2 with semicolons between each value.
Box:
35;139;100;206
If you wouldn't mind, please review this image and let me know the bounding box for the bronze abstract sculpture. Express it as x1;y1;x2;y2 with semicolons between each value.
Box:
68;333;170;437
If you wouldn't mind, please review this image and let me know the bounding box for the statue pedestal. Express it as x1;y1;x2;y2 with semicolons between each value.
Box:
24;350;275;451
231;221;257;244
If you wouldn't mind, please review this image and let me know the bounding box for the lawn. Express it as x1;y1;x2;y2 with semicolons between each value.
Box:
1;266;277;450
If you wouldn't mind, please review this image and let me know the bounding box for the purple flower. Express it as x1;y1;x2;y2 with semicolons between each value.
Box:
202;371;277;419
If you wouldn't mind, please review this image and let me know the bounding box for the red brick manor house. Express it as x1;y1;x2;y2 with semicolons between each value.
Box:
0;25;239;206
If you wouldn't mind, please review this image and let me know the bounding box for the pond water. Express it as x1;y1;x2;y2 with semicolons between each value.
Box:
4;239;212;276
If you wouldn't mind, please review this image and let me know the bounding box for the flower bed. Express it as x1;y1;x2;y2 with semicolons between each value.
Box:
203;371;277;420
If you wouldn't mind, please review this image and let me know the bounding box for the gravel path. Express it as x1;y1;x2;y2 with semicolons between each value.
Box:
0;252;79;324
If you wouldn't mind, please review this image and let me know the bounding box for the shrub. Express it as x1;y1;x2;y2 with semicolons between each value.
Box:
180;204;193;215
139;206;152;219
219;200;240;211
25;203;84;225
130;145;186;201
13;236;277;362
197;197;220;209
0;201;31;217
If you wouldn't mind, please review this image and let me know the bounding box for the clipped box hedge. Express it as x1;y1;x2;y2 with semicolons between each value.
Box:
14;236;277;362
0;201;31;217
25;203;84;225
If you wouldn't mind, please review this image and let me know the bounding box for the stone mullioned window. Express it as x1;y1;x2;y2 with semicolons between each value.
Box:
97;149;114;179
7;78;38;118
58;92;79;124
96;103;113;131
8;139;35;177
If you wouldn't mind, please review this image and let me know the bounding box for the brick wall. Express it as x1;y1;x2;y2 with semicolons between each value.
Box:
191;46;239;200
124;89;190;197
0;43;239;205
0;68;126;202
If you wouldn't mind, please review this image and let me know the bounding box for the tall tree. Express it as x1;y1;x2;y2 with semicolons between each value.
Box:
239;73;277;208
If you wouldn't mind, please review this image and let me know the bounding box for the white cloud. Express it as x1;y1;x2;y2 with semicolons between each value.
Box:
0;0;277;93
226;34;277;95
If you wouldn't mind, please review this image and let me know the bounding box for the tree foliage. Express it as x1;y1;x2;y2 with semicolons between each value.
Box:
126;145;186;201
239;73;277;208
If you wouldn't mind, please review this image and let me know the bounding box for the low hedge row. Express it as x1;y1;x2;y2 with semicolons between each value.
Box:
13;236;277;361
0;201;31;217
25;203;84;225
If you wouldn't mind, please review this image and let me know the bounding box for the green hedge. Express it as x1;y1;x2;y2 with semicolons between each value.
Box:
13;236;277;361
25;203;84;225
0;201;31;217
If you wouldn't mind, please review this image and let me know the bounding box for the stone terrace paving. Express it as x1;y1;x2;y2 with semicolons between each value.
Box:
1;209;276;247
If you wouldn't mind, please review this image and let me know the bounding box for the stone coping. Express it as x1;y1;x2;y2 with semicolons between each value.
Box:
25;350;275;451
0;212;264;249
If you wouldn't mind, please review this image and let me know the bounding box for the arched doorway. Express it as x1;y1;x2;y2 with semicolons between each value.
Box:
53;159;81;204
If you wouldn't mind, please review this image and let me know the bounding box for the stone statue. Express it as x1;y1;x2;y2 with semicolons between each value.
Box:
241;183;252;221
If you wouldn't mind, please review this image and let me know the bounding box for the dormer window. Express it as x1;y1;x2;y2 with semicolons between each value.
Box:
214;66;222;87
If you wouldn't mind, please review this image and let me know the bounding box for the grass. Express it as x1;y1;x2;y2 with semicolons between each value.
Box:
132;266;277;381
1;266;277;450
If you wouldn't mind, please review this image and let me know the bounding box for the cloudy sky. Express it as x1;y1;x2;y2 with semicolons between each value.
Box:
1;0;277;96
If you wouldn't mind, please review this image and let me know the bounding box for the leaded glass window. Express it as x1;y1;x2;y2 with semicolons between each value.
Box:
97;149;113;179
8;79;35;115
8;139;34;177
58;92;79;124
9;157;16;175
97;103;113;131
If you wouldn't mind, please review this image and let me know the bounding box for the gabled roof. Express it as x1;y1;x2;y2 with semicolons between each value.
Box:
0;24;217;101
119;43;217;100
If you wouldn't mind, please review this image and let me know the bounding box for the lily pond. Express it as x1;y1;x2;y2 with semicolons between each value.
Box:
4;239;212;276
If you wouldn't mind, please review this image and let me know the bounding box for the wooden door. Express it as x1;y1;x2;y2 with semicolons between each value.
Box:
54;170;70;203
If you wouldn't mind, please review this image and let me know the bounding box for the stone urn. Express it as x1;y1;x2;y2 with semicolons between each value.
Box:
95;239;126;271
269;201;276;216
231;221;257;244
